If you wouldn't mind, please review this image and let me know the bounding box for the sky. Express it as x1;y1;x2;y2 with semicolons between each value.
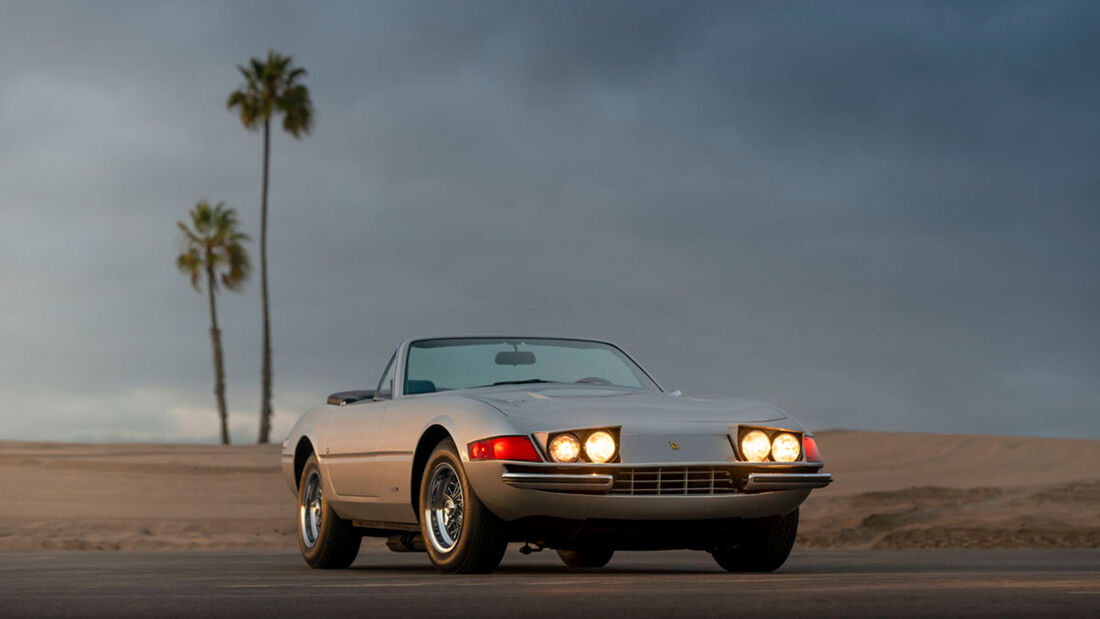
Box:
1;1;1097;443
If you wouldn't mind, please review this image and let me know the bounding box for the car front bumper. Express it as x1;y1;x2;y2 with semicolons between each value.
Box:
466;460;830;522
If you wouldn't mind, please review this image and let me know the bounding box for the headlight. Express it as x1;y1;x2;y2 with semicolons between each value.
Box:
740;430;771;462
584;430;616;463
771;432;801;463
548;433;581;463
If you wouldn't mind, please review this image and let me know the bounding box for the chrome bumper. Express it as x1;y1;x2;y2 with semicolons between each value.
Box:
744;472;832;491
501;472;614;492
498;467;831;494
473;462;816;520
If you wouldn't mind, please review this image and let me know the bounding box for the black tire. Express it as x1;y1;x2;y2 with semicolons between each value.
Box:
419;439;508;574
297;454;362;569
556;547;614;568
711;508;799;573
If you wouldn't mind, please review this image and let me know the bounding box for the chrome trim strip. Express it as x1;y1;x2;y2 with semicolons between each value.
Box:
744;472;832;491
501;472;614;491
502;460;824;470
322;450;414;460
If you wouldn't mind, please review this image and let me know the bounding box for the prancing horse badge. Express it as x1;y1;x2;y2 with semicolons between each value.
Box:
669;441;680;450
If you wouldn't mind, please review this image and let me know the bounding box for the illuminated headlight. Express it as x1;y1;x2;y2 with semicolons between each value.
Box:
740;430;771;462
584;430;616;463
771;432;801;463
548;433;581;463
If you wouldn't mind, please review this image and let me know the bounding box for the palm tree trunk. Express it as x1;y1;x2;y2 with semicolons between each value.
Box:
258;117;273;444
206;265;230;445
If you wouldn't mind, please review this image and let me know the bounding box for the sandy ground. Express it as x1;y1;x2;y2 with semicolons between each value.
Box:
1;431;1097;550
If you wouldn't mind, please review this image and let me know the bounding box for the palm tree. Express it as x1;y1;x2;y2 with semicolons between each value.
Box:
227;50;314;444
176;200;251;445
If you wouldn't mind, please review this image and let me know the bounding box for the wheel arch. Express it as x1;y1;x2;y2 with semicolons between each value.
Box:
409;424;455;519
293;436;316;489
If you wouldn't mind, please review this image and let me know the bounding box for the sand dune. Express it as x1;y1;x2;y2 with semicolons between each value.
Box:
1;431;1097;550
0;442;291;550
798;431;1100;549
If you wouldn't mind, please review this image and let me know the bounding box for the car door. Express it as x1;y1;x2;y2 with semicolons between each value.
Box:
369;394;421;523
323;352;396;498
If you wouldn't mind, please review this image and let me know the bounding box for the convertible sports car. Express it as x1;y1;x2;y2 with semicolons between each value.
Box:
281;336;831;574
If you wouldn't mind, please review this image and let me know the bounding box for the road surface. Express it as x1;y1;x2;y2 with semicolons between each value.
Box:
1;544;1097;617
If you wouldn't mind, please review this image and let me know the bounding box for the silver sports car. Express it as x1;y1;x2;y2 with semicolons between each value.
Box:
280;336;831;574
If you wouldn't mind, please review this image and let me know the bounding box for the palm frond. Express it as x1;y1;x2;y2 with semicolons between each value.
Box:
229;50;314;135
221;241;252;291
286;67;307;83
278;85;314;138
226;90;245;109
176;200;251;295
177;221;200;244
175;248;202;291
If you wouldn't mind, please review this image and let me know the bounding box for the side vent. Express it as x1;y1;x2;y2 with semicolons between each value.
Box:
326;390;375;406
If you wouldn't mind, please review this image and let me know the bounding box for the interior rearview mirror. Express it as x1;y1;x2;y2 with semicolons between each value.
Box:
495;351;536;366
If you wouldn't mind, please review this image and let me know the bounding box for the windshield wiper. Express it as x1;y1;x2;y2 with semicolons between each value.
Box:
475;379;560;388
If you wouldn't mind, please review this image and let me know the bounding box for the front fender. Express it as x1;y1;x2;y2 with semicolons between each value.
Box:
278;407;328;495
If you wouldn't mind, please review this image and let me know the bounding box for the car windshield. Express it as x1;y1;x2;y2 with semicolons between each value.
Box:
403;338;660;394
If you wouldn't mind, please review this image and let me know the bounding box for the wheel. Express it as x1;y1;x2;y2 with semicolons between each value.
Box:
419;439;508;574
556;547;614;568
297;454;362;568
711;509;798;573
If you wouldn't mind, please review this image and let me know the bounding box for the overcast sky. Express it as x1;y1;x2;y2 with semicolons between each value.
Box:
1;1;1097;443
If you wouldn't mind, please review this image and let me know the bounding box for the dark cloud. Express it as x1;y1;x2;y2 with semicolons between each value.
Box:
1;1;1097;442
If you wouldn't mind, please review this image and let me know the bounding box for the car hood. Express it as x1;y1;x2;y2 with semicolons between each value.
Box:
462;384;790;429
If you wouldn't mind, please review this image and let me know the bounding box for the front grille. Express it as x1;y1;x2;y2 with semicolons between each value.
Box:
502;463;822;495
610;466;738;495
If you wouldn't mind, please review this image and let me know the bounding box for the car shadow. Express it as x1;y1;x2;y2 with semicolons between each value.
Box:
345;563;793;576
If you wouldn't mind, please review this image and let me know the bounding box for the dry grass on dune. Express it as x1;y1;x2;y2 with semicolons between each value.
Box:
0;431;1097;551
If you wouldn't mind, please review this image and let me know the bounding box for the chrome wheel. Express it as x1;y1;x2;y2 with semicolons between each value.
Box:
299;470;323;548
425;462;464;553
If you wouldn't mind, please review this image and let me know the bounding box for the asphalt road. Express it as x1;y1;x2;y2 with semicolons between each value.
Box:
1;544;1097;618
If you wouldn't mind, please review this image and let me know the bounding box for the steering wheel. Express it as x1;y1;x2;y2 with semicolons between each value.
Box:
575;377;612;385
